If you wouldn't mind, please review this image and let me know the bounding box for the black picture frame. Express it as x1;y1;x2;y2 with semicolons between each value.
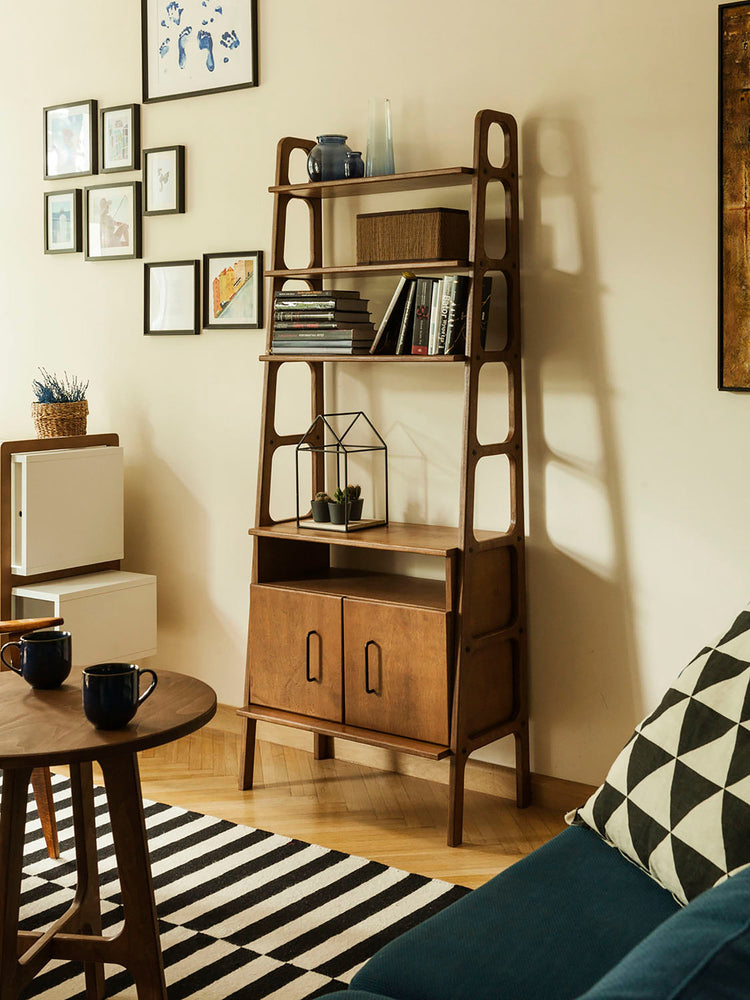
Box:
144;260;200;335
100;104;141;173
143;145;186;215
44;189;82;254
84;181;142;261
141;0;258;104
202;250;263;330
43;99;97;180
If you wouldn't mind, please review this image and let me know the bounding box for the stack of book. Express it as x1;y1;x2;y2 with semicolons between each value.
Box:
271;290;375;354
369;274;492;356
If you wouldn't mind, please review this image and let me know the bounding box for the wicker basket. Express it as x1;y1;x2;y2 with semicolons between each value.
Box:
31;400;88;438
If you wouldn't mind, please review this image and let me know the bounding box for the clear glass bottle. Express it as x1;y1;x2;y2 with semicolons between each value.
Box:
365;98;395;177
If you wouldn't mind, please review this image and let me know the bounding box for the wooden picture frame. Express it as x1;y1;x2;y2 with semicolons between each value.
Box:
44;189;82;254
719;2;750;389
43;100;97;180
84;181;142;261
141;0;258;104
144;260;200;335
202;250;263;329
143;145;185;215
100;104;141;173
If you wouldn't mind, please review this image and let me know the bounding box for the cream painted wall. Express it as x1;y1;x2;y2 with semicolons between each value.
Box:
2;0;745;787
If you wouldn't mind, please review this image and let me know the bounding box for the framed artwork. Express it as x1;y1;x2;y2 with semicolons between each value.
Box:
100;104;141;173
44;190;82;254
43;100;97;179
144;260;200;335
84;181;142;261
143;145;185;215
141;0;258;103
203;251;263;329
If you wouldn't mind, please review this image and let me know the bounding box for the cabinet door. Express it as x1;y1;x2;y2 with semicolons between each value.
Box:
343;600;451;745
248;585;342;721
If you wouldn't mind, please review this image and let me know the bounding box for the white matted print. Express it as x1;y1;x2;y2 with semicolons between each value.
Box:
101;105;140;173
44;100;97;179
44;190;82;254
143;146;185;215
85;182;142;261
145;261;200;335
203;251;263;329
142;0;258;103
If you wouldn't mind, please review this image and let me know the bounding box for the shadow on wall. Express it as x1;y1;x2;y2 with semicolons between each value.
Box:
521;117;641;783
121;418;238;691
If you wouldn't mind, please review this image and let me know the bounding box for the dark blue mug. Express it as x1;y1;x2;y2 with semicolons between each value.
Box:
0;630;72;689
82;663;157;730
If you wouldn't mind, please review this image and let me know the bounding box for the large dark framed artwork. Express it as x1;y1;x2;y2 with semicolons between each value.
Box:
141;0;258;104
719;3;750;389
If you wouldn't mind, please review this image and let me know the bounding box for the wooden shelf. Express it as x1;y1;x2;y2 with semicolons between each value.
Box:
249;520;461;556
238;704;452;759
257;569;448;611
261;353;466;363
266;260;470;279
269;166;475;199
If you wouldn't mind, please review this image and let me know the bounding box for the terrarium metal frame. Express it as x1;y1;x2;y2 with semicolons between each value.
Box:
295;411;388;533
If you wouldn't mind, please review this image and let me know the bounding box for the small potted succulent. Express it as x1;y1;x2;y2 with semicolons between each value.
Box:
311;491;332;522
31;368;89;439
328;484;363;524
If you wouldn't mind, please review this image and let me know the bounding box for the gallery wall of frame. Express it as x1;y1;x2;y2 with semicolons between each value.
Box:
41;0;263;336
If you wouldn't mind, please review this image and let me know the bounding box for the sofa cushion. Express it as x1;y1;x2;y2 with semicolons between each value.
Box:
568;604;750;904
350;826;678;1000
578;861;750;998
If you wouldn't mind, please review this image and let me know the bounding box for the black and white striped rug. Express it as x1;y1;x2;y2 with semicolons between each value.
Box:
19;775;469;999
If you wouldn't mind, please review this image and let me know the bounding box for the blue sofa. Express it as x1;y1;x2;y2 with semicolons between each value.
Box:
318;601;750;1000
316;823;750;1000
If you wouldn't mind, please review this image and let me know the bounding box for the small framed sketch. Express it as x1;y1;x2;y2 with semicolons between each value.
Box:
141;0;258;103
144;260;200;335
203;250;263;329
84;181;142;261
43;100;97;179
44;190;82;254
143;145;185;215
100;104;141;173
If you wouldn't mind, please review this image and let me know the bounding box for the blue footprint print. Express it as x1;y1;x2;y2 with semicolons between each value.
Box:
198;29;215;71
178;25;192;69
160;36;171;58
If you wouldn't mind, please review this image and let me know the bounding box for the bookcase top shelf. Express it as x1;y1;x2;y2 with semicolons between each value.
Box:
269;166;476;199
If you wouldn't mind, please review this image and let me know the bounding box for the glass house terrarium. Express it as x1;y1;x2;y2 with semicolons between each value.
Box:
295;411;388;533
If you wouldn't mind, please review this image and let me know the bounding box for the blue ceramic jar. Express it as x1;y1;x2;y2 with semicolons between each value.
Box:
345;151;365;178
307;135;352;181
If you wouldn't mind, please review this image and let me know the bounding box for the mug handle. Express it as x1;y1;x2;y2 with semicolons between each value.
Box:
0;642;22;675
136;668;158;706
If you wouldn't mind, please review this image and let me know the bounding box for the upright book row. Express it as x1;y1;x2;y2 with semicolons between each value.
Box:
369;274;491;356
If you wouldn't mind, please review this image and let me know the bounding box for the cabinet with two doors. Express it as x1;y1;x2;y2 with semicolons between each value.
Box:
239;109;529;845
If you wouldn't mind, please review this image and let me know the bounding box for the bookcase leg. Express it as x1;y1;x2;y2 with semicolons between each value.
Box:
514;720;531;808
238;717;257;791
447;750;467;847
313;734;333;760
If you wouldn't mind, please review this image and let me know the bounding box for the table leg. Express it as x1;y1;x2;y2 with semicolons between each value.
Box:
30;767;60;859
69;762;104;1000
99;752;167;1000
0;766;32;1000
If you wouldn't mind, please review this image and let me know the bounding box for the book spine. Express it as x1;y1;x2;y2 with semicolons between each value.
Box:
479;276;492;349
274;321;374;331
273;299;371;311
395;281;417;354
436;275;456;353
443;275;470;354
272;329;374;340
410;278;434;355
428;278;444;355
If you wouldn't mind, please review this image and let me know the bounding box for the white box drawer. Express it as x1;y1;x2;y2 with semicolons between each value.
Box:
12;570;157;668
11;446;124;576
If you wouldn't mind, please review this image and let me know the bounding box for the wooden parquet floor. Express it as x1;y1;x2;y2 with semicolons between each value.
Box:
124;729;566;889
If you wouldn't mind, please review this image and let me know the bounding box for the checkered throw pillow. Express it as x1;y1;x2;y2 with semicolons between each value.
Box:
567;606;750;904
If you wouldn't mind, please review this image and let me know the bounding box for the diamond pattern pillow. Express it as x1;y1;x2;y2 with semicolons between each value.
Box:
567;606;750;904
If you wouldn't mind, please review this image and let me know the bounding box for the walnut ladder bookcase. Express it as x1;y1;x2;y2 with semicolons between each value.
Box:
238;109;529;845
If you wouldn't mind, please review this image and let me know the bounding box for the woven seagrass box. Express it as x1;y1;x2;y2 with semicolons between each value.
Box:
356;207;470;265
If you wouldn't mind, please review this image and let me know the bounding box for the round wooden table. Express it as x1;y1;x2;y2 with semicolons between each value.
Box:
0;668;216;1000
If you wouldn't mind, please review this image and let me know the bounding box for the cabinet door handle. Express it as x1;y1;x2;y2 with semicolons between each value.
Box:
364;640;378;694
305;630;319;682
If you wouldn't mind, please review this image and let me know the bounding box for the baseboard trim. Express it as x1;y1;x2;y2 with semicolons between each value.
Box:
209;703;595;815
